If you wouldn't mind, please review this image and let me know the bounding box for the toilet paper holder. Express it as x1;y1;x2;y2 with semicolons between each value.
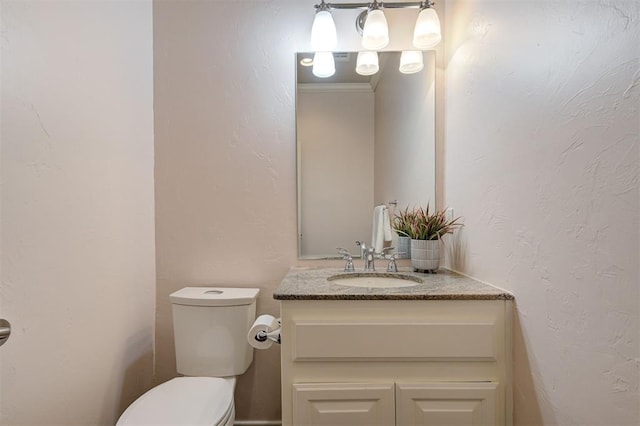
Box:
255;328;281;345
249;315;281;348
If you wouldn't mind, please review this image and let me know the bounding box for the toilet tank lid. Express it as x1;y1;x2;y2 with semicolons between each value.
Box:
170;287;260;307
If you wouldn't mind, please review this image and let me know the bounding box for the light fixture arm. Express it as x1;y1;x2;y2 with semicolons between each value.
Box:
420;0;436;10
355;0;428;34
315;0;331;12
315;1;428;11
369;0;383;11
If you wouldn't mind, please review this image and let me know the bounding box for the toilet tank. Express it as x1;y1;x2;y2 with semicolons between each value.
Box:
170;287;260;377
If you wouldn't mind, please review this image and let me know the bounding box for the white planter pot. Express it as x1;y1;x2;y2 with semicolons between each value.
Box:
410;239;440;272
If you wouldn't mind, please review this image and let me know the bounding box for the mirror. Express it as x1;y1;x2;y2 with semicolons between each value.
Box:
296;51;435;259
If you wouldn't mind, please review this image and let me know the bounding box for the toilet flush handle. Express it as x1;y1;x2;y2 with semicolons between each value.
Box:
0;319;11;347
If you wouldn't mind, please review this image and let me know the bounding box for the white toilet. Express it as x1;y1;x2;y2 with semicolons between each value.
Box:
116;286;260;426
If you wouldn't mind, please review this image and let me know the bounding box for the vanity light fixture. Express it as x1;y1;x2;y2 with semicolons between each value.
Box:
361;1;389;50
399;50;424;74
413;2;442;49
310;1;441;51
356;51;379;76
311;1;337;51
312;51;336;78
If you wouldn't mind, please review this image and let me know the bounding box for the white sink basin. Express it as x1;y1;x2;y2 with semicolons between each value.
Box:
328;273;423;288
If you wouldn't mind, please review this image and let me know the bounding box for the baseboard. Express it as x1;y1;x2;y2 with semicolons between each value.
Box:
234;421;282;426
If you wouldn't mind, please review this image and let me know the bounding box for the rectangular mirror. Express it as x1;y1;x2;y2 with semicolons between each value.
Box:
296;51;436;259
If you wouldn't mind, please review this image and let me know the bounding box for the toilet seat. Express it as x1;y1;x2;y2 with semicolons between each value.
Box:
116;376;235;426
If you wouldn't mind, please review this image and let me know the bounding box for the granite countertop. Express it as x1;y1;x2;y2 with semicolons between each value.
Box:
273;267;514;301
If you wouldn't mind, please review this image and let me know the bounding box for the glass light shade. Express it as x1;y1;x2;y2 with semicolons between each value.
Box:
311;10;337;51
413;8;442;49
399;51;424;74
362;9;389;50
356;51;379;76
312;52;335;78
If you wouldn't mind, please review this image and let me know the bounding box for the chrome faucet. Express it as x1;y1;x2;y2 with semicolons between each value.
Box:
355;240;367;261
364;247;376;271
355;242;398;272
356;241;376;271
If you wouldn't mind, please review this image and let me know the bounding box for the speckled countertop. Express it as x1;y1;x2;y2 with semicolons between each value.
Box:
273;267;514;301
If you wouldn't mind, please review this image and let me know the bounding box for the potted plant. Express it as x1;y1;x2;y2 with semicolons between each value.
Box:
392;207;414;259
395;205;462;272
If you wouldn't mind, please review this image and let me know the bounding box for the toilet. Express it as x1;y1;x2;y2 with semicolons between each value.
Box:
116;286;260;426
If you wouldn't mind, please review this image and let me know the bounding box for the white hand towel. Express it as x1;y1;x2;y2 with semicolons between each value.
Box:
371;205;393;253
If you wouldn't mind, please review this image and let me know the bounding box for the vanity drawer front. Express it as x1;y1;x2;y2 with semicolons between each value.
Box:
293;382;395;426
292;321;498;361
396;382;499;425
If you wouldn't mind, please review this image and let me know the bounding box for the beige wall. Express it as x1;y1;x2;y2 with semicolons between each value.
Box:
297;89;374;257
443;0;639;424
0;1;156;425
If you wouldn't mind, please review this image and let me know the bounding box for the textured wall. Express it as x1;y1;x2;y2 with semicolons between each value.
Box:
0;1;156;424
443;0;639;424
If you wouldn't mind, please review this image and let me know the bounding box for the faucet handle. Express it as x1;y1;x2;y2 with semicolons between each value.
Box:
386;252;400;272
387;252;406;261
386;256;398;272
337;247;351;257
385;252;406;272
378;246;396;259
336;247;355;272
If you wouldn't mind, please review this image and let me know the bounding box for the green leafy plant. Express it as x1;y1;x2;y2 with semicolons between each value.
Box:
391;207;415;239
393;205;462;240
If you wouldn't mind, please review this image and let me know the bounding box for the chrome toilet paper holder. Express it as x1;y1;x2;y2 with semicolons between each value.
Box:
255;327;281;345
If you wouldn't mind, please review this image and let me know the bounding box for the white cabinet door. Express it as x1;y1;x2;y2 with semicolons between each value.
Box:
396;382;498;426
293;383;395;426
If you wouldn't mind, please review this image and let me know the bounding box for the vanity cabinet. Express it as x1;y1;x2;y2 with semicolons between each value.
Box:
279;299;513;426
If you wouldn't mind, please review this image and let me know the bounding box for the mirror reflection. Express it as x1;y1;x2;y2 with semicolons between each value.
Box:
296;51;436;259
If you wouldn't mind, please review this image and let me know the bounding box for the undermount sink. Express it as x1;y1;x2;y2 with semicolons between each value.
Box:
328;273;423;288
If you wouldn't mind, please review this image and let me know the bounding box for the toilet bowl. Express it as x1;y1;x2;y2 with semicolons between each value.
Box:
117;377;235;426
116;287;260;426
